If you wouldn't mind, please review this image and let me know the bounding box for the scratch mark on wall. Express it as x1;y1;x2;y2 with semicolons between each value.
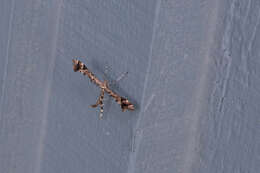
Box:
217;0;236;114
243;0;252;26
127;1;161;173
241;6;260;87
143;94;155;112
0;0;15;125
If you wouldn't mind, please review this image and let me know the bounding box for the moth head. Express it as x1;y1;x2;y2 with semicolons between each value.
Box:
72;59;80;72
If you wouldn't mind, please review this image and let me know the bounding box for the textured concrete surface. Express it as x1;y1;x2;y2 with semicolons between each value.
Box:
0;0;259;173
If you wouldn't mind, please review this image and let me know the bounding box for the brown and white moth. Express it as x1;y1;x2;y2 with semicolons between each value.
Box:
72;59;134;119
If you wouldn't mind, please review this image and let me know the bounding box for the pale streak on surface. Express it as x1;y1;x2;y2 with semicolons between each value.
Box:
0;0;15;121
181;0;221;172
34;1;63;173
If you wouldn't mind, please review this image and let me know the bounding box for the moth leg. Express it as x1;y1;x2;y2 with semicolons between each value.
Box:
110;71;128;87
99;88;105;119
116;71;128;83
91;89;103;108
90;98;101;108
100;64;113;82
90;89;105;119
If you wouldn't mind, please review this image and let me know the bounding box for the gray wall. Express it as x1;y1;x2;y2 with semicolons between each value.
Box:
0;0;259;173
